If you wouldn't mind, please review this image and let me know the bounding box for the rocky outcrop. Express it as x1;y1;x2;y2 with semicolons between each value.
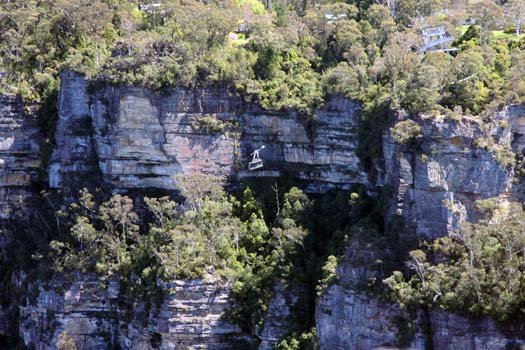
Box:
0;95;41;345
317;286;410;350
50;72;367;193
49;74;101;191
509;104;525;153
383;113;514;240
316;108;525;350
19;277;120;350
120;275;254;350
257;284;298;350
19;272;254;350
316;233;525;350
12;71;525;350
317;276;525;350
0;94;40;219
315;237;427;350
8;72;369;350
430;310;525;350
508;104;525;201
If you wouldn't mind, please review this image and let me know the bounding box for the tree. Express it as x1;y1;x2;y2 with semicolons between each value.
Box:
505;0;525;36
444;48;491;114
174;174;225;211
144;196;178;230
403;60;444;113
99;194;139;268
385;201;525;322
373;32;420;108
471;0;504;45
366;4;396;46
70;216;97;252
378;0;404;21
506;50;525;103
50;192;141;275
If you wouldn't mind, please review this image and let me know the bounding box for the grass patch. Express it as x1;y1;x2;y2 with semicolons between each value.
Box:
493;30;525;41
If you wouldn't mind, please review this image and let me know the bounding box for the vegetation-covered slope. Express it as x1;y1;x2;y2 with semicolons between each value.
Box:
2;0;525;116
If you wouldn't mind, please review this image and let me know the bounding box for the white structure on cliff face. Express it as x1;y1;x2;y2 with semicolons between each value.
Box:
248;145;265;171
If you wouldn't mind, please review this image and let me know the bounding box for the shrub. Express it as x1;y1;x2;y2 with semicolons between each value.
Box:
385;201;525;322
390;120;422;145
194;115;226;134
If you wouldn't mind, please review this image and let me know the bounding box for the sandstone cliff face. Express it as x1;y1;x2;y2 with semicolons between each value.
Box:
315;236;427;350
19;273;254;350
257;284;298;350
120;275;254;350
0;94;40;219
317;273;525;350
316;108;525;350
49;73;100;190
0;95;41;341
430;310;525;350
50;71;368;193
14;72;368;350
316;231;525;350
383;113;514;240
10;71;525;350
0;95;41;342
19;277;120;350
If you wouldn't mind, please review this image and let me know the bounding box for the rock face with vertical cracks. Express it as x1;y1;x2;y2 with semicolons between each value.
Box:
315;236;428;350
257;284;299;350
49;71;368;193
8;70;525;350
317;108;525;350
383;113;514;240
0;95;41;341
0;95;40;219
19;272;254;350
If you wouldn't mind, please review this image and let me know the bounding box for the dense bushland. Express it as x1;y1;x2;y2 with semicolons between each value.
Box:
385;200;525;323
39;174;376;345
2;0;525;117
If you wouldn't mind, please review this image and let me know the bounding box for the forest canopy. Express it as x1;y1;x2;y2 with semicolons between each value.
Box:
2;0;525;116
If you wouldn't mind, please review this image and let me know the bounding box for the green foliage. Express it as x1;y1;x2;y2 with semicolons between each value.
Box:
2;0;523;119
244;46;323;116
50;176;247;281
390;120;422;145
45;174;378;349
316;255;338;295
276;328;318;350
443;49;491;114
194;115;226;134
454;25;481;48
385;201;525;322
229;180;381;343
234;0;266;14
139;188;243;280
505;50;525;103
50;190;139;276
5;0;525;345
228;185;313;331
